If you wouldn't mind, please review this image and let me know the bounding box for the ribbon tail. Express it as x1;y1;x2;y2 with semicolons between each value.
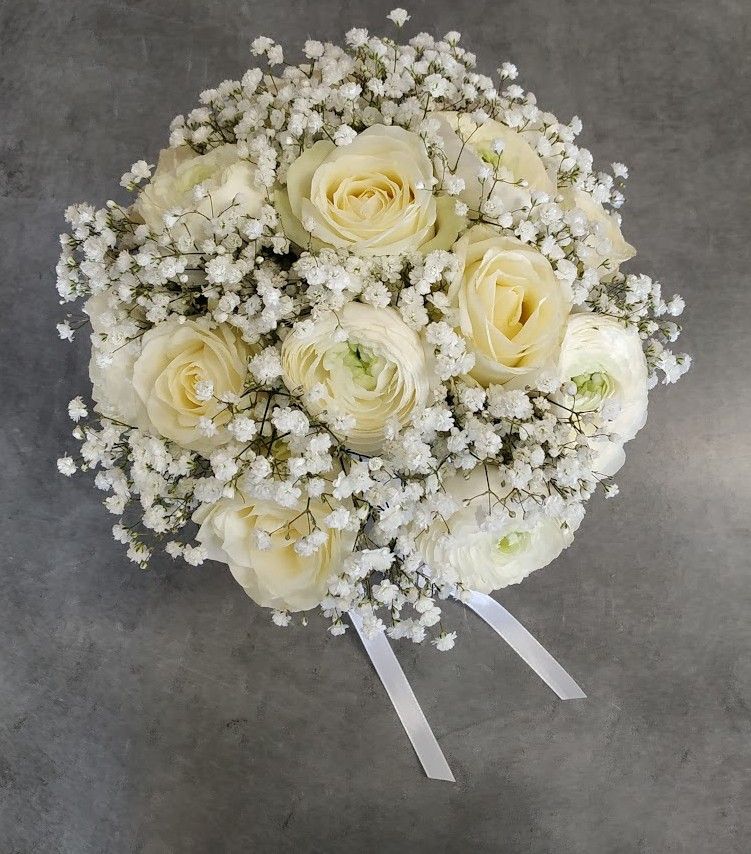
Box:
348;611;455;782
463;592;586;700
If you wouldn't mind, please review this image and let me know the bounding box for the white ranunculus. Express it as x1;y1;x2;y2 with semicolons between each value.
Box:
435;111;556;213
194;493;354;612
559;188;635;273
557;313;648;475
418;467;574;592
84;288;148;428
448;225;570;388
131;318;251;454
281;303;430;454
133;144;264;241
277;125;463;255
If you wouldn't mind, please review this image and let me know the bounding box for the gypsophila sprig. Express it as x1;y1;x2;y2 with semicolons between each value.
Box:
57;9;689;648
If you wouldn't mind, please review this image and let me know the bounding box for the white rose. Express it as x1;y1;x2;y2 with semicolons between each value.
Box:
418;467;574;592
84;288;147;428
281;303;430;454
131;318;251;454
436;111;555;213
133;144;264;241
194;493;354;611
277;125;463;255
560;188;635;273
557;313;648;475
448;225;570;388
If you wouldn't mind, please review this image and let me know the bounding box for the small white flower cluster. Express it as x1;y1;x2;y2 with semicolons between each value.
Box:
588;272;691;385
56;11;688;649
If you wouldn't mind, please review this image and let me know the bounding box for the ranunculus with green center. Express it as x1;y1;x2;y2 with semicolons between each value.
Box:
418;467;575;592
448;224;570;389
571;371;614;407
133;143;264;241
277;125;464;255
496;530;532;557
557;313;649;475
280;303;430;455
329;342;385;392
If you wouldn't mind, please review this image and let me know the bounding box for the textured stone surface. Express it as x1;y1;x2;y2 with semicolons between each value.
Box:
1;0;749;851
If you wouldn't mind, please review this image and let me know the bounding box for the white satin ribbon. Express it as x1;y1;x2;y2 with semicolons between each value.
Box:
349;610;456;782
462;592;586;700
350;593;585;781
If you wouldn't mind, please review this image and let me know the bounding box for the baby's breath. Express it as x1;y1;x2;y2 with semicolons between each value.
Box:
56;10;688;646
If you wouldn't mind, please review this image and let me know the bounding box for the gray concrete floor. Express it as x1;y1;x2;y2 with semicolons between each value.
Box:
1;0;749;851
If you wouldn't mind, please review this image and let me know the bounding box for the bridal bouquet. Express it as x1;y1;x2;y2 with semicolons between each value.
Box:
56;9;689;651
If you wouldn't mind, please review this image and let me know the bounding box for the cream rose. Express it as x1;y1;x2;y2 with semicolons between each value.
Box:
131;318;251;454
281;303;430;455
436;111;555;213
84;288;148;428
560;188;635;273
277;125;463;255
419;467;574;592
133;144;264;241
448;225;570;388
194;493;353;612
557;313;648;475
